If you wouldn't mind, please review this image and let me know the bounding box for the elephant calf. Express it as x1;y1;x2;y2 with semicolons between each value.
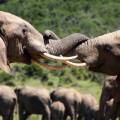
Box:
14;86;51;120
0;85;17;120
78;94;98;120
50;87;82;120
51;101;65;120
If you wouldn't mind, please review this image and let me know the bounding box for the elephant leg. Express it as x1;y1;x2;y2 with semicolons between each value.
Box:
20;112;30;120
110;102;118;120
77;113;82;120
8;111;14;120
98;88;111;120
42;106;51;120
60;113;64;120
2;113;10;120
63;113;67;120
84;113;92;120
2;115;8;120
9;103;16;120
70;107;77;120
23;112;30;120
18;105;24;120
18;104;30;120
2;109;11;120
42;115;49;120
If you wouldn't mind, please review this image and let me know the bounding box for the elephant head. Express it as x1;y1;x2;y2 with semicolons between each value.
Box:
0;11;76;73
75;30;120;75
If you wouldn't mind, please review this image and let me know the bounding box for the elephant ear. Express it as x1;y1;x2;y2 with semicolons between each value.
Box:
0;37;10;73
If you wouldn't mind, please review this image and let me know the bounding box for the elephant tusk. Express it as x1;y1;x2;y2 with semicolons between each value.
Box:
60;55;87;67
63;61;87;67
32;60;66;70
42;53;78;61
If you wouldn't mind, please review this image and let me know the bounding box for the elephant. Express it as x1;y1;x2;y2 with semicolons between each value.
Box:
50;87;82;120
44;30;120;75
14;86;51;120
51;101;65;120
98;75;120;120
0;11;76;73
78;94;98;120
0;85;17;120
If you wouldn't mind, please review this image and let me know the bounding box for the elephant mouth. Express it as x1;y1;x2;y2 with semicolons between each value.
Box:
89;61;104;72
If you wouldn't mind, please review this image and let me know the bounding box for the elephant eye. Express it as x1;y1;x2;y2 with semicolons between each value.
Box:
22;29;27;34
103;44;112;53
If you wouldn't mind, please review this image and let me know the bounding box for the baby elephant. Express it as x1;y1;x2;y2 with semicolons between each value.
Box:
78;94;98;120
50;87;82;120
14;86;51;120
51;101;65;120
0;85;17;120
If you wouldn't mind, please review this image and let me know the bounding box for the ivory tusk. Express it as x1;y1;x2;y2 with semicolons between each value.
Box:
63;60;87;67
42;53;78;61
60;55;87;67
32;60;66;70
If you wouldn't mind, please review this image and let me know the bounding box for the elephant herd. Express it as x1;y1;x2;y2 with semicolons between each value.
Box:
1;81;120;120
1;77;120;120
0;85;99;120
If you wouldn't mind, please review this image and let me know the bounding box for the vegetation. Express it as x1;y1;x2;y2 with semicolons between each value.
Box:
0;1;119;119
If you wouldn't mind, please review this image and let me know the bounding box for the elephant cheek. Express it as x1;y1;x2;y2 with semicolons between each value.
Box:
83;56;99;67
27;40;48;58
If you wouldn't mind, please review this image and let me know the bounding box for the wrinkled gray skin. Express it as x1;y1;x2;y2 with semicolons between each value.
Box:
98;75;120;120
0;85;17;120
43;30;89;56
14;86;51;120
50;88;82;120
44;30;120;75
51;101;65;120
78;94;98;120
0;11;48;73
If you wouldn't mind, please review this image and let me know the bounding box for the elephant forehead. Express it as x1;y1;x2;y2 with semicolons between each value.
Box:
0;11;39;34
0;11;24;24
94;31;120;46
78;30;120;49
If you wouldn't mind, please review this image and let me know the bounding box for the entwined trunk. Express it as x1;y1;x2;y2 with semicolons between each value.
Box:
46;33;89;56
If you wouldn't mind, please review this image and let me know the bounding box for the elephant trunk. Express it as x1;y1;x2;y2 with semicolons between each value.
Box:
46;33;89;56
